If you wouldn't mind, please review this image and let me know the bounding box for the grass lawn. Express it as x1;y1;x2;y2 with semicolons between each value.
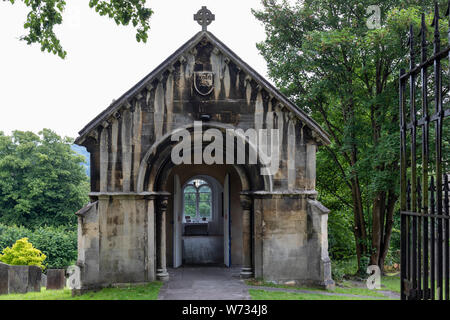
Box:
0;282;163;300
246;274;400;300
249;289;383;300
381;275;401;293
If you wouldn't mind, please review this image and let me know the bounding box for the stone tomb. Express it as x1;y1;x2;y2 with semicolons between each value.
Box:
0;262;42;295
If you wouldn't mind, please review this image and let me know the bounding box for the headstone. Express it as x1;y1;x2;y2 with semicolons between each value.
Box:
0;262;9;295
8;265;29;294
8;265;42;294
41;273;47;288
46;269;66;290
28;266;41;292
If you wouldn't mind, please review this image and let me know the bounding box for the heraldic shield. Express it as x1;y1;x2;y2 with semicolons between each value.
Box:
194;71;214;95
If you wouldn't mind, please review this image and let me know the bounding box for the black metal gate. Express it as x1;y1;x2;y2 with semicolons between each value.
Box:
399;4;450;300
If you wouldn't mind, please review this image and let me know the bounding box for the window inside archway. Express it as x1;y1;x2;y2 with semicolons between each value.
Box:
183;179;212;222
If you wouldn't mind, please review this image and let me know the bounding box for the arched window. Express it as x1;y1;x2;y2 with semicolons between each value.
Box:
183;179;212;222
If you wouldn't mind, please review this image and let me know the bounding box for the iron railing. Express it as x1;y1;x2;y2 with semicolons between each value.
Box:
400;3;449;300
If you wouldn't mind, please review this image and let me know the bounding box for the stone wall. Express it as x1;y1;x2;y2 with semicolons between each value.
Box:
77;196;157;288
253;195;333;288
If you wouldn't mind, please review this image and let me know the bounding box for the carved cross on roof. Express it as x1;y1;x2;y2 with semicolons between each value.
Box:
194;6;215;31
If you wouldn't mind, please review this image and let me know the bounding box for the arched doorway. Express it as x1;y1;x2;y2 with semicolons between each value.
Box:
174;175;224;266
135;123;274;280
168;165;244;269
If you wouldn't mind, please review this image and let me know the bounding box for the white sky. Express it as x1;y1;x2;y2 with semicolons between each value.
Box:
0;0;269;139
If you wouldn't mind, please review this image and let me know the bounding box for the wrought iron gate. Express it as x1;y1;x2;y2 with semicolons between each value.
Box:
400;4;450;300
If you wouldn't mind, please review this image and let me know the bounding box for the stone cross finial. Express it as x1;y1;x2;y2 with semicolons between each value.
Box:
194;6;215;31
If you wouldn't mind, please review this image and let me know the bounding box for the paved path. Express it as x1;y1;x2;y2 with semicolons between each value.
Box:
158;266;250;300
157;266;399;300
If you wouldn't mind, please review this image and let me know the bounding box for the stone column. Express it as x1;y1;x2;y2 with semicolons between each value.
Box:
240;194;253;278
156;195;169;281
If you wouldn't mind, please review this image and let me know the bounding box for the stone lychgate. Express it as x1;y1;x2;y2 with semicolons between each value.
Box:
74;7;334;292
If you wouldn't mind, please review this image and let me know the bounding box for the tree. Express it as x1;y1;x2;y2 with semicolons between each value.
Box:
0;237;47;270
0;129;89;228
4;0;153;58
253;0;443;272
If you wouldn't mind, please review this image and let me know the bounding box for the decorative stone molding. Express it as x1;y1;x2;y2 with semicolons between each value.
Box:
123;100;132;110
212;47;220;55
100;121;110;129
158;195;169;214
113;111;121;119
243;189;318;199
239;194;253;210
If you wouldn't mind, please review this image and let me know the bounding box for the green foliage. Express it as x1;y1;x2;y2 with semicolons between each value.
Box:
358;255;371;279
253;0;444;270
27;225;77;269
0;224;28;250
0;223;77;269
0;129;89;229
327;209;355;260
331;256;358;282
5;0;153;58
0;237;47;270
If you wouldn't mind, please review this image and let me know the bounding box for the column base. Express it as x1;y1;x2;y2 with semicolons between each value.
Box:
156;269;169;281
240;267;253;279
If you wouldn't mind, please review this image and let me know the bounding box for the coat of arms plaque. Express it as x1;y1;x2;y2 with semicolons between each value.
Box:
194;71;214;95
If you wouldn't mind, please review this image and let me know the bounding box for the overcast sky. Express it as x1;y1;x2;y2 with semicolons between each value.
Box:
0;0;269;139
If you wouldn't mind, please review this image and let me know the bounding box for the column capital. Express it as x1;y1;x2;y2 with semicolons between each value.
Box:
240;194;253;211
157;195;169;214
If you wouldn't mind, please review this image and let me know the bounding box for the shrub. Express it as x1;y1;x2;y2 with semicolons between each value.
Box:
0;237;47;270
0;223;77;269
327;209;355;261
29;226;77;269
331;256;358;282
0;224;29;250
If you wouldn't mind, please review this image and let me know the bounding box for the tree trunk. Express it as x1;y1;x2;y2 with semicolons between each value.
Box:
379;190;397;273
351;177;367;270
371;191;386;266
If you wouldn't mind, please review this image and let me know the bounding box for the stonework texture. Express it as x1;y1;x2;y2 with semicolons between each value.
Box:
0;263;42;295
46;269;66;290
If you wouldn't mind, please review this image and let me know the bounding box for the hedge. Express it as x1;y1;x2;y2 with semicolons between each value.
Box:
0;223;77;269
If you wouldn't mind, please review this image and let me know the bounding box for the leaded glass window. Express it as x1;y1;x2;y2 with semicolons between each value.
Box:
183;179;212;222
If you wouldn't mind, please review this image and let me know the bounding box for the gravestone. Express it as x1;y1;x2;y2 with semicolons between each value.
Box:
8;265;41;294
41;273;47;288
27;266;41;292
46;269;65;290
0;262;9;295
9;266;30;293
